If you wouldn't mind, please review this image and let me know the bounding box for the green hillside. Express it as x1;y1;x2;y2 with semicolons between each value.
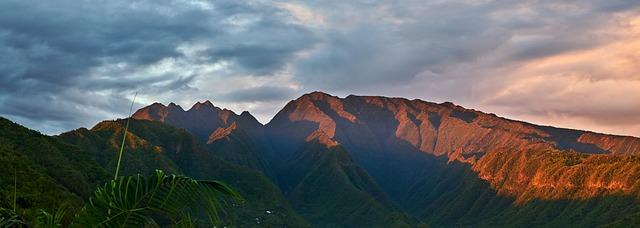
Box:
401;150;640;227
0;117;308;227
58;119;309;227
0;117;109;221
206;129;276;180
4;114;640;227
274;142;419;227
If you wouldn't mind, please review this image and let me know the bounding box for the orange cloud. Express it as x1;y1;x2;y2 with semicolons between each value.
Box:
482;14;640;136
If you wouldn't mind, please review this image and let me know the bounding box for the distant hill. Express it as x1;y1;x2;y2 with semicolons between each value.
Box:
0;117;109;218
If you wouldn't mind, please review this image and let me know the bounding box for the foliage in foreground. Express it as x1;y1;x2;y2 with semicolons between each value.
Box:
0;208;24;227
1;170;241;227
74;169;241;227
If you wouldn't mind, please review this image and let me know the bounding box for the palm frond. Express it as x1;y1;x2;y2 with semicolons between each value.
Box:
173;214;198;228
35;206;68;228
73;170;241;227
0;208;24;228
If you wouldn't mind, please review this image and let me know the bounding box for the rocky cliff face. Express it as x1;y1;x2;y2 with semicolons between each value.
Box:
270;92;640;158
266;92;640;208
473;147;640;203
131;101;272;174
132;101;262;142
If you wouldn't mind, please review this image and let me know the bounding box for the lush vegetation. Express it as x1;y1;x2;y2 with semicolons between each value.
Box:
401;149;640;227
1;117;243;227
0;170;241;227
0;117;106;220
4;115;640;227
74;170;240;227
278;142;421;227
58;118;309;227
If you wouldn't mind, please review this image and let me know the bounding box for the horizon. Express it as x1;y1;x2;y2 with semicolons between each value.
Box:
7;90;636;139
1;1;639;137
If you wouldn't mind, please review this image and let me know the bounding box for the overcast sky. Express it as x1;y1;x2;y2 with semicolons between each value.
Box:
1;0;639;137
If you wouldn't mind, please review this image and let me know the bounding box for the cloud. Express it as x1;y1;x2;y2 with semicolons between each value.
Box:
276;2;326;27
219;86;298;102
479;26;640;135
0;0;314;133
292;0;635;90
287;0;640;136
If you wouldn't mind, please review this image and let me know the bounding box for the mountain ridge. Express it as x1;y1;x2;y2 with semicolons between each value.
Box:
262;91;640;226
272;91;640;155
6;91;638;226
134;91;640;143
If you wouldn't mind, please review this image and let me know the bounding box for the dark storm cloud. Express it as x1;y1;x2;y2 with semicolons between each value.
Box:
0;0;315;133
0;90;134;129
213;43;306;76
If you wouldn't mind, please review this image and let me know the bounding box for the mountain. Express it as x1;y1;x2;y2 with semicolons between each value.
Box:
131;101;264;142
4;91;640;227
265;91;640;226
132;101;274;177
269;92;640;158
131;100;418;227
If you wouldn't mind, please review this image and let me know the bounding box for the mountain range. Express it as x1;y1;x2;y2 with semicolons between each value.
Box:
3;91;640;227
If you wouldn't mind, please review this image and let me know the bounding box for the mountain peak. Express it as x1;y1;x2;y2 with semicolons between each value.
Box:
149;102;166;108
302;91;335;100
240;111;259;122
167;102;184;111
190;100;218;111
132;102;170;121
132;99;265;142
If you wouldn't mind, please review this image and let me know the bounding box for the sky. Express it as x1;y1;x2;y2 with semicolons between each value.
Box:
1;0;639;137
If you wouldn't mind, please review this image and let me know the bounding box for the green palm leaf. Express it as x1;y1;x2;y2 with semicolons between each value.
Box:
0;208;24;227
35;206;68;228
72;170;241;227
